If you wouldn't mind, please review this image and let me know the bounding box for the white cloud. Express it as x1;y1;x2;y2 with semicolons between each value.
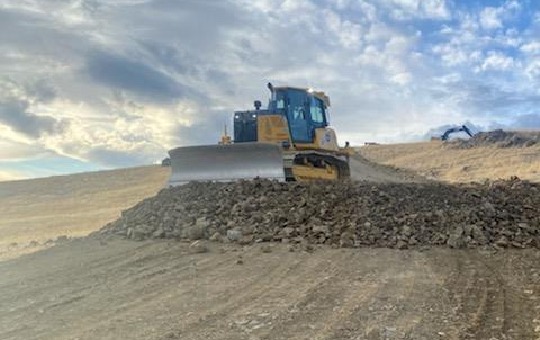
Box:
521;41;540;54
280;0;315;12
390;72;412;85
432;44;469;66
383;0;450;20
385;36;412;55
421;0;451;19
481;52;514;71
478;0;522;30
323;9;363;49
37;96;203;165
525;59;540;79
479;7;502;29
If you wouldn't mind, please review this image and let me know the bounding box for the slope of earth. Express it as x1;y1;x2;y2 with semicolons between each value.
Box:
0;166;170;259
1;152;539;339
0;240;539;340
0;154;419;260
349;154;426;183
359;142;540;183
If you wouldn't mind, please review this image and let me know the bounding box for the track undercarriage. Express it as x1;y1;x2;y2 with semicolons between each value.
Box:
283;151;350;181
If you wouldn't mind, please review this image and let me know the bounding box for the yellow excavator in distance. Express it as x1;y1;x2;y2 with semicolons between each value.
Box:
168;83;352;186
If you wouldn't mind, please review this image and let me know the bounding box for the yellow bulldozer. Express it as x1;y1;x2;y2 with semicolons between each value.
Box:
168;83;352;186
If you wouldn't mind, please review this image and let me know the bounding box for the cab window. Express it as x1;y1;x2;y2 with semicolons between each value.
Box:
310;97;325;124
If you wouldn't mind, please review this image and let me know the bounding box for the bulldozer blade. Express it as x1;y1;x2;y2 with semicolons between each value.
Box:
167;142;285;186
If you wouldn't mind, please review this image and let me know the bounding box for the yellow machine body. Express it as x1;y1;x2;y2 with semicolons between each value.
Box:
167;84;352;186
256;114;350;181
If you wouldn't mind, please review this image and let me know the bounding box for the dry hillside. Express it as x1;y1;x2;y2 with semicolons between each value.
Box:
0;166;169;259
0;149;539;339
359;141;540;183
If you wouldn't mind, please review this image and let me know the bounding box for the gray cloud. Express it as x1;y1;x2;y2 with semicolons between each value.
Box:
459;83;540;110
111;0;247;49
426;78;540;124
173;114;230;147
0;99;67;138
84;148;155;168
86;51;185;101
511;114;540;129
24;79;57;102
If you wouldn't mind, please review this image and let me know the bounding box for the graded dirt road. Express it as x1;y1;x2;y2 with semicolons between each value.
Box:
349;154;425;183
1;156;539;340
1;240;539;340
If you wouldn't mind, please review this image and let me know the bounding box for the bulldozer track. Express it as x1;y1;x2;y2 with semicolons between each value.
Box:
293;152;351;180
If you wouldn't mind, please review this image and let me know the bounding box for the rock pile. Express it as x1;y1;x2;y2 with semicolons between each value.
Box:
451;130;540;148
99;178;540;249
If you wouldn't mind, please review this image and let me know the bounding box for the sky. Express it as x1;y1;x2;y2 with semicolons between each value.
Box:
1;0;540;181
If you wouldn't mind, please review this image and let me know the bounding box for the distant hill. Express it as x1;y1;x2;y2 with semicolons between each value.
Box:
359;141;540;183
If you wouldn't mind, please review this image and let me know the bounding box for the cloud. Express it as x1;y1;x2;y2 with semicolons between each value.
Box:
381;0;451;20
86;51;186;101
525;59;540;79
478;0;522;30
0;99;68;138
24;79;57;102
480;51;514;71
479;7;503;29
1;0;540;178
520;41;540;54
511;113;540;129
0;78;68;138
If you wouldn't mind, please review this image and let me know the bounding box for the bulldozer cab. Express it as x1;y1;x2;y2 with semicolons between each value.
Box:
268;87;329;144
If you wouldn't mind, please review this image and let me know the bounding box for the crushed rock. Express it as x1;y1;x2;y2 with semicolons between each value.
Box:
98;177;540;249
448;130;540;148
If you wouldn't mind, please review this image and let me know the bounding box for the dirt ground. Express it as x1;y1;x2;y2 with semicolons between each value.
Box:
1;240;539;340
1;155;539;339
348;154;426;183
359;142;540;183
0;165;169;260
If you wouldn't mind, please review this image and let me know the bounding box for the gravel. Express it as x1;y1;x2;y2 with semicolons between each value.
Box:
450;130;540;148
98;177;540;249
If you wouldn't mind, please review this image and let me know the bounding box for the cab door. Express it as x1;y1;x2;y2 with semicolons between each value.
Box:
286;89;311;143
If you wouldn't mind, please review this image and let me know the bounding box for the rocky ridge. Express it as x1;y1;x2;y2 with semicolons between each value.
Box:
451;129;540;148
99;178;540;249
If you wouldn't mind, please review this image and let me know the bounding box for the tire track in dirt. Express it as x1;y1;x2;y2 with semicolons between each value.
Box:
474;254;538;340
431;251;539;340
325;252;452;339
160;251;341;339
251;252;383;340
1;242;539;340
